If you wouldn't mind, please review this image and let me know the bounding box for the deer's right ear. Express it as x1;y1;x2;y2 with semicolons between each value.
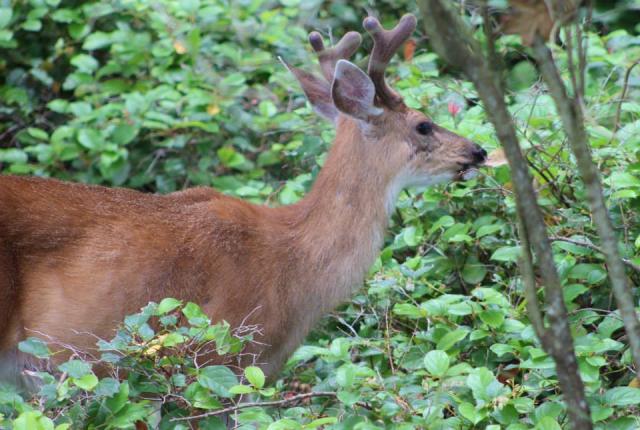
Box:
284;61;338;122
331;60;382;122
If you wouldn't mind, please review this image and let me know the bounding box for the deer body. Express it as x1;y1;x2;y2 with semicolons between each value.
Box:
0;14;486;380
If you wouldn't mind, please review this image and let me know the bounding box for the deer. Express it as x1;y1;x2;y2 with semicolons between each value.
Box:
0;13;486;383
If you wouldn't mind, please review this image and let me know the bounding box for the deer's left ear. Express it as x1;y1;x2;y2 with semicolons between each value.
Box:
331;60;382;121
284;60;338;122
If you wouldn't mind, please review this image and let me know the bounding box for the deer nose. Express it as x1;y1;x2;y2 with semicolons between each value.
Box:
472;145;487;164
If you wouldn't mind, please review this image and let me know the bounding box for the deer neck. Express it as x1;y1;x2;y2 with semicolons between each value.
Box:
286;118;402;308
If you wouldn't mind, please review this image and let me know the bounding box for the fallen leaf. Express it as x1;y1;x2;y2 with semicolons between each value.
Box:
501;0;581;46
143;334;167;356
630;377;640;388
173;41;187;54
207;104;221;116
485;148;508;167
501;0;553;46
403;38;416;62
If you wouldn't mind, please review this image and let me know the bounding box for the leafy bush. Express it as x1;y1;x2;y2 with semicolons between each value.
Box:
2;0;640;429
1;300;271;429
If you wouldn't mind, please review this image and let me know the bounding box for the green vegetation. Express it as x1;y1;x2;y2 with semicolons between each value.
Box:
1;0;640;428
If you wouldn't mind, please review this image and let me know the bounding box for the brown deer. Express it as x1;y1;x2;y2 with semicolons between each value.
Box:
0;14;486;381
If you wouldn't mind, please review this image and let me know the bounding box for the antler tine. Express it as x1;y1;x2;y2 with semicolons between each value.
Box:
308;30;362;83
363;14;416;109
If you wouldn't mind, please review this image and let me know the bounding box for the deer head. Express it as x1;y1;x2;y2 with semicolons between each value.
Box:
286;14;487;191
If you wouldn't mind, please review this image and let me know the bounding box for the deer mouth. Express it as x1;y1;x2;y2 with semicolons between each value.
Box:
456;164;480;181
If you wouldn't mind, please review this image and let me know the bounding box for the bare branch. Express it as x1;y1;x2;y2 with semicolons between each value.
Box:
516;215;550;348
611;59;640;137
170;391;371;422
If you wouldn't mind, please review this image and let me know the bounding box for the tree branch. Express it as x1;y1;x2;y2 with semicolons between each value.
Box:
532;34;640;373
417;1;592;428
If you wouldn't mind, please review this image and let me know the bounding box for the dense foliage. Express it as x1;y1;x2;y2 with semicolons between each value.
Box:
1;0;640;429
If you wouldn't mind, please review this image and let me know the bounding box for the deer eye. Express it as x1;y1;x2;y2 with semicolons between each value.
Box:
416;121;433;136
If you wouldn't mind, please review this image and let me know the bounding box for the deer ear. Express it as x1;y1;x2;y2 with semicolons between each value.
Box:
331;60;382;121
284;61;338;122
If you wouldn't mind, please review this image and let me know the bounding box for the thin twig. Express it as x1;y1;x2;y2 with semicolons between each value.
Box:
611;59;640;137
517;215;550;349
564;26;579;98
549;236;640;273
170;391;372;422
578;0;592;100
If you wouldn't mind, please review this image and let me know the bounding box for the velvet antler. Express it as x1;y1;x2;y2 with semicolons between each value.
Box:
363;14;417;109
308;30;362;83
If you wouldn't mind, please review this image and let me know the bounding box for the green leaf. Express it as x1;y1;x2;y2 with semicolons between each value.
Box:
77;128;103;150
217;146;247;169
71;54;99;73
304;417;338;429
228;384;255;394
182;302;210;326
603;387;640;406
111;123;138;145
0;29;13;44
459;402;484;424
267;419;302;430
507;61;538;91
259;100;277;117
47;99;69;113
26;127;49;141
13;411;54;430
476;223;502;238
161;332;185;347
479;310;505;328
18;337;51;358
82;31;112;50
244;366;265;389
157;298;181;315
73;373;98;391
462;260;487;284
568;263;607;284
436;328;468;351
105;382;129;414
535;416;562;430
467;367;509;403
198;366;238;398
0;8;12;29
95;377;120;397
403;225;422;247
423;350;450;377
490;246;521;262
58;359;91;378
51;9;79;23
0;148;27;164
22;20;42;31
490;343;516;357
336;390;360;406
393;303;426;319
108;402;150;428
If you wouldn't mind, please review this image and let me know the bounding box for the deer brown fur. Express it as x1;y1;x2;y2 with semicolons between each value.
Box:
0;14;486;381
